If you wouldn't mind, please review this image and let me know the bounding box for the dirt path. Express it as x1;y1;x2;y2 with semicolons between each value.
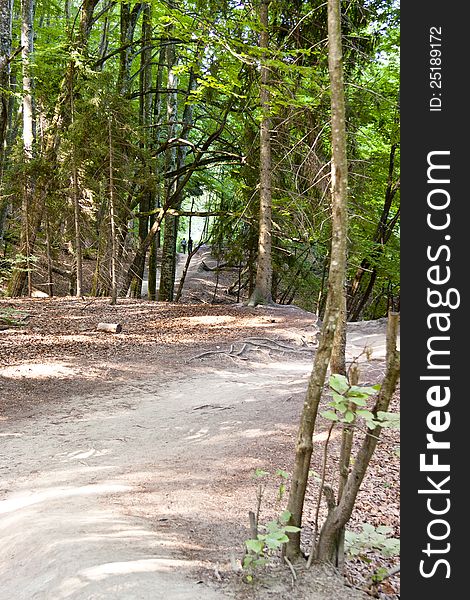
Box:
0;253;399;599
1;356;313;599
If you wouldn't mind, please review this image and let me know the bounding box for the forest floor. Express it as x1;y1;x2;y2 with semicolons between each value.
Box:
0;249;400;600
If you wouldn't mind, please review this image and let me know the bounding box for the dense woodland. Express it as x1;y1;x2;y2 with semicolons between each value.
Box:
0;0;399;318
1;0;401;591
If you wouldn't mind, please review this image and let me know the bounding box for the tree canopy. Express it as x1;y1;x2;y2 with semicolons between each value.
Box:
0;0;399;319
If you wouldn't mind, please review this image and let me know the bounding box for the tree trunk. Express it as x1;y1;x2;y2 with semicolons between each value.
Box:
45;214;54;297
22;0;34;296
0;0;13;172
159;40;199;301
118;3;143;97
109;118;118;305
315;313;400;563
347;144;400;320
134;3;152;298
8;0;34;297
158;37;179;302
71;158;83;297
248;0;272;307
118;2;144;297
285;0;349;560
330;291;346;374
148;45;166;300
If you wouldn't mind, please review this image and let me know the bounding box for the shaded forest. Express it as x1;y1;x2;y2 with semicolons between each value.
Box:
0;0;399;319
1;1;401;596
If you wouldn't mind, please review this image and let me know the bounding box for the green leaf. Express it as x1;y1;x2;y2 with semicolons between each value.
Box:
356;409;374;420
266;532;289;545
284;525;301;533
376;411;401;428
376;525;393;535
254;469;270;478
245;539;264;554
243;555;253;567
349;385;378;397
343;410;355;423
321;410;339;421
348;397;368;407
331;391;348;405
279;510;292;524
265;520;280;533
330;374;350;394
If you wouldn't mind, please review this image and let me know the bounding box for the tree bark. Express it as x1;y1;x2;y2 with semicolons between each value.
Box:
348;144;400;320
158;36;179;302
148;44;166;300
248;0;273;307
7;0;34;296
159;40;199;301
118;3;143;97
315;313;400;563
109;117;118;305
0;0;13;169
330;291;346;374
22;0;34;297
285;0;349;560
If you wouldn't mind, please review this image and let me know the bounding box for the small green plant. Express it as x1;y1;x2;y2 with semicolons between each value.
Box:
275;469;289;501
345;523;400;560
242;469;300;581
243;510;300;581
370;566;390;583
321;373;400;430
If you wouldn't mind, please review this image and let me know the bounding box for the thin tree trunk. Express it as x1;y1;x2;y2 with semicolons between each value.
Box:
330;292;346;374
70;73;83;298
315;313;400;563
148;43;166;300
109;117;117;305
0;0;13;171
285;0;349;560
23;0;34;294
71;160;83;297
159;39;199;301
248;0;272;307
348;144;400;320
45;213;53;297
158;36;179;301
8;0;34;297
118;3;143;97
134;3;152;298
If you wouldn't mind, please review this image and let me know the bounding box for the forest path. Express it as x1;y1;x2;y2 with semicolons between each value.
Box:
1;357;316;599
0;293;398;599
140;247;202;299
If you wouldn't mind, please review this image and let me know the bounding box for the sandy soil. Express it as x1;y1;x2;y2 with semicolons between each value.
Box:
0;250;399;600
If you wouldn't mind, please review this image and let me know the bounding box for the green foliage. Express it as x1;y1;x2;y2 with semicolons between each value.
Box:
243;469;300;580
345;523;400;559
243;509;300;580
321;373;400;430
0;0;399;308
